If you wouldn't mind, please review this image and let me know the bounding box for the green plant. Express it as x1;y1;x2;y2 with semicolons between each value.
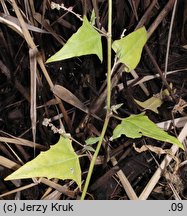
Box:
5;135;82;189
5;0;183;200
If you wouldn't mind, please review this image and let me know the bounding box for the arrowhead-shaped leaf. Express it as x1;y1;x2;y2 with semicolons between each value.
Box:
5;136;82;188
135;97;162;114
85;136;101;145
112;27;147;72
46;16;102;63
134;88;172;113
112;113;184;149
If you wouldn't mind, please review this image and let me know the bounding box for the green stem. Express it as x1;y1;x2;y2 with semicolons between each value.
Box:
106;0;112;111
112;114;123;121
80;0;112;200
80;115;109;200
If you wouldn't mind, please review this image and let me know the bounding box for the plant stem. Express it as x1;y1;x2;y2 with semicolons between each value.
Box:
80;115;109;200
106;0;112;111
112;114;124;121
80;0;112;200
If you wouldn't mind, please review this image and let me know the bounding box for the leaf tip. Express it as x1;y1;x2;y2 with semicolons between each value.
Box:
46;56;54;64
4;174;16;181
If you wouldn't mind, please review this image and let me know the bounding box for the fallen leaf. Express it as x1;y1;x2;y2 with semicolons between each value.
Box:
53;84;88;114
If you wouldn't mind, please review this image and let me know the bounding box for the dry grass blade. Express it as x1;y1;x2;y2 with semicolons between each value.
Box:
0;12;49;35
9;0;72;130
164;0;178;77
0;0;9;14
117;67;187;93
145;45;175;101
40;178;75;198
139;122;187;200
0;13;22;36
53;85;89;114
41;190;62;200
91;0;100;28
0;156;20;170
111;157;139;200
34;12;65;45
53;85;102;122
136;0;157;29
0;156;21;188
29;47;38;154
130;70;149;96
156;116;187;130
0;183;37;198
147;0;175;38
0;136;47;150
129;68;187;87
27;0;36;22
128;0;139;20
41;178;59;199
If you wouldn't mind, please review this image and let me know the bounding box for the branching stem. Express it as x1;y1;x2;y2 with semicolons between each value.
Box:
81;0;112;200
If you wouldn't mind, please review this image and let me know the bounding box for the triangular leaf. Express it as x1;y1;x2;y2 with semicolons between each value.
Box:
112;27;147;72
5;136;82;188
135;97;162;114
134;86;173;113
83;145;95;152
111;113;184;149
111;103;123;114
85;136;101;145
46;16;102;63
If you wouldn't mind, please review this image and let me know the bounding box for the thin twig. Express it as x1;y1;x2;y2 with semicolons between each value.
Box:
145;45;176;102
147;0;175;38
136;0;158;29
164;0;178;77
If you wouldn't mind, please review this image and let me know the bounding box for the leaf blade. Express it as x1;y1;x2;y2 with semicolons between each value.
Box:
85;136;101;145
112;27;147;72
134;97;162;114
112;113;184;149
46;16;102;63
5;136;82;188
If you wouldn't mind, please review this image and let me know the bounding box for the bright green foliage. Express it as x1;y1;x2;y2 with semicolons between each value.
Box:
46;16;102;63
111;113;184;149
112;27;147;72
85;136;101;145
90;9;96;26
5;136;82;188
83;145;95;152
84;136;101;152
